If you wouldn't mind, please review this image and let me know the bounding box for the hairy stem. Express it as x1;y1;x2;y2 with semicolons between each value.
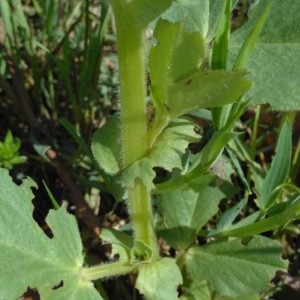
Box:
110;1;158;259
111;2;148;167
81;261;136;281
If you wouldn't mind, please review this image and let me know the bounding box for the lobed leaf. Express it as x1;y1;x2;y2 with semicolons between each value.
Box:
185;236;287;298
136;258;183;300
121;118;198;190
0;169;101;299
39;279;102;300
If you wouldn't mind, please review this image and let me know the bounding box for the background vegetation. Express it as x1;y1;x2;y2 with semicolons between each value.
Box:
0;0;300;299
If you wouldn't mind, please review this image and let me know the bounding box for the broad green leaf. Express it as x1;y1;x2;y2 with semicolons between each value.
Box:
136;258;183;300
180;279;211;300
185;236;287;298
91;116;121;175
121;118;198;190
39;279;102;300
180;278;259;300
0;169;101;299
160;0;237;39
229;0;300;110
134;0;174;27
161;0;209;34
258;121;292;209
216;294;260;300
156;186;224;249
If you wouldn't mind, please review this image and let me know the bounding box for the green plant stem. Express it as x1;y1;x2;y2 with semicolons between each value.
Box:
110;1;148;167
81;261;136;281
110;1;159;259
128;179;159;260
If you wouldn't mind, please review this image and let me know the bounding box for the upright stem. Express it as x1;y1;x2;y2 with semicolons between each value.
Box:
110;1;159;259
111;2;148;167
128;179;158;259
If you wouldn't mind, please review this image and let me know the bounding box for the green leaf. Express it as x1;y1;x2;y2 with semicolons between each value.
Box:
213;198;248;234
130;240;153;263
180;279;211;300
258;121;292;209
211;0;231;69
101;228;133;261
232;0;273;70
121;118;198;190
156;186;224;249
160;0;231;39
91;116;121;175
149;7;251;142
211;195;300;238
180;278;260;300
154;173;215;195
229;0;300;110
39;279;102;300
185;236;287;298
134;0;174;27
215;294;260;300
0;0;13;39
208;1;239;40
136;258;183;300
188;131;237;176
149;19;206;112
168;71;251;118
0;169;101;299
161;0;209;34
